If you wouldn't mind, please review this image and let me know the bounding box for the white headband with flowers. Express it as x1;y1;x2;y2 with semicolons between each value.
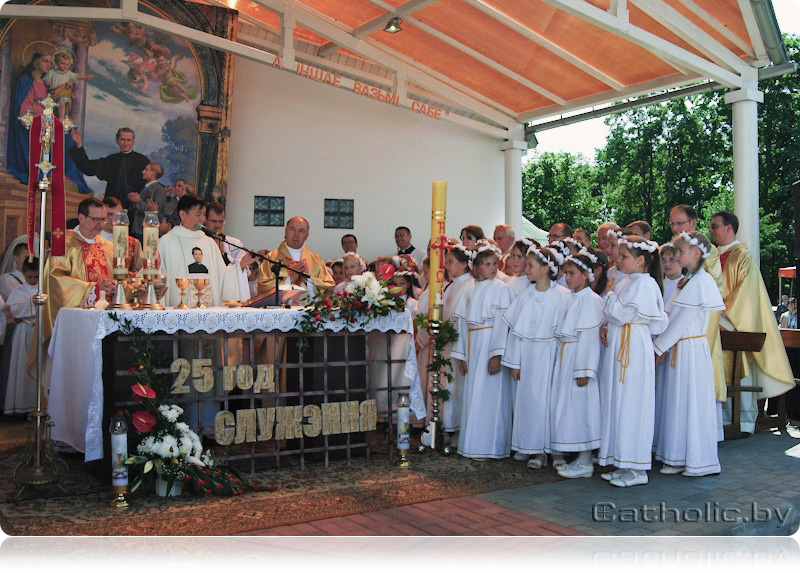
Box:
518;237;535;249
618;237;659;253
475;239;502;259
450;243;475;269
565;255;595;282
344;251;367;272
563;237;585;250
607;229;623;239
527;246;559;277
680;231;711;259
577;247;598;265
550;240;571;260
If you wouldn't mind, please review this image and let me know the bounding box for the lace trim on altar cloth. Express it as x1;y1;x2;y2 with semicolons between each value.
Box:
96;307;414;337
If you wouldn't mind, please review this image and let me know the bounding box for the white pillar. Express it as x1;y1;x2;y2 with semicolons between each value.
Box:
501;123;527;234
724;71;763;268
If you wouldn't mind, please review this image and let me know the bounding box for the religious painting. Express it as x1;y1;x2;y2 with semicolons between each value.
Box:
0;0;235;255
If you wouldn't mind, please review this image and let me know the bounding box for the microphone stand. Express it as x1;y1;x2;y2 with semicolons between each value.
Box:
203;229;311;308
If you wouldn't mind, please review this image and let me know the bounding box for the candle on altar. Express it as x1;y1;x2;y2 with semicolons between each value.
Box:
142;212;159;278
112;210;129;271
428;181;447;322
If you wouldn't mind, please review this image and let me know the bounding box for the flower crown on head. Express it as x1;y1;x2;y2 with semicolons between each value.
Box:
563;237;585;250
618;237;658;253
607;229;623;239
518;237;535;249
565;255;595;283
450;242;475;269
660;242;675;250
679;231;711;259
527;246;559;277
549;240;571;260
577;247;598;264
474;239;502;259
343;251;367;272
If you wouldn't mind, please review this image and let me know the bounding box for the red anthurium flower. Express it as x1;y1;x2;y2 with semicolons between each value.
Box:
131;383;156;399
378;264;395;281
132;410;156;434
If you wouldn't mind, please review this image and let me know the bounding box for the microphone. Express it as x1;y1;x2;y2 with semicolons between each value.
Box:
195;223;226;240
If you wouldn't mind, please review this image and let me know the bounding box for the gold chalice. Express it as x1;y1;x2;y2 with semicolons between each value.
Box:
175;278;191;309
192;278;210;308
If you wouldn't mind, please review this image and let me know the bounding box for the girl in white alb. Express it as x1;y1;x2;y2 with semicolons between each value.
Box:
660;242;684;305
505;238;539;298
501;247;570;468
333;252;366;294
451;241;514;459
552;253;605;478
653;231;724;477
441;244;475;439
598;235;668;487
548;241;571;289
654;241;684;449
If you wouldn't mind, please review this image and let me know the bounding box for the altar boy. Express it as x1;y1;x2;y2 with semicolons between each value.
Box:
4;258;39;414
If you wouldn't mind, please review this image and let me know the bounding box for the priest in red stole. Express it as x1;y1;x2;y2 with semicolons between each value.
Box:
43;197;114;341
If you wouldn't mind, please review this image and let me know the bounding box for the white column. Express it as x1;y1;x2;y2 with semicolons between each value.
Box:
724;70;763;268
501;123;527;234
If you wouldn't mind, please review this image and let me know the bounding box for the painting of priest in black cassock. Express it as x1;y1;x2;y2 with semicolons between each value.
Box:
188;247;209;274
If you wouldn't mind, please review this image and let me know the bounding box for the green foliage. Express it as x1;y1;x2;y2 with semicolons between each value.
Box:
150;116;198;184
521;34;800;301
413;315;458;403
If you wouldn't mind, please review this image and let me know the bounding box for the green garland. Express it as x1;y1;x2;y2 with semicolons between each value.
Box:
413;314;459;403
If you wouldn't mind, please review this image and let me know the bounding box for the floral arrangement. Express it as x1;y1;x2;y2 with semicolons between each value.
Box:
110;315;272;497
296;269;407;351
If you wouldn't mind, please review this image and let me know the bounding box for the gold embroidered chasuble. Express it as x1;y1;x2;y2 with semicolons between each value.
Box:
721;242;794;399
257;241;335;295
702;246;727;401
42;230;113;341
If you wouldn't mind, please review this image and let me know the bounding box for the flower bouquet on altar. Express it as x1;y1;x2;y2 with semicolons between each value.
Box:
297;267;406;351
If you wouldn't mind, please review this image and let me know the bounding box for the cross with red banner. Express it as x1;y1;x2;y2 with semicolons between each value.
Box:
19;94;68;258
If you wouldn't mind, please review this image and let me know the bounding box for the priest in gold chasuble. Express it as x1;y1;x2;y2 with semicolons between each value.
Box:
257;216;335;297
711;211;794;434
43;198;115;341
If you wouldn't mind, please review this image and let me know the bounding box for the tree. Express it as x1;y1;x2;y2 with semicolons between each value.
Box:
521;34;800;300
150;116;198;184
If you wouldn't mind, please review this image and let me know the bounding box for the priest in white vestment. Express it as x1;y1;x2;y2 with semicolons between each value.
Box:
158;194;240;307
205;201;258;302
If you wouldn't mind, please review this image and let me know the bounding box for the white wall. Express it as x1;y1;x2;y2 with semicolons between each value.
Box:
225;58;506;262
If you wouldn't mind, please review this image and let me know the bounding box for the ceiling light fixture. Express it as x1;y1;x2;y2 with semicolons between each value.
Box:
383;17;403;34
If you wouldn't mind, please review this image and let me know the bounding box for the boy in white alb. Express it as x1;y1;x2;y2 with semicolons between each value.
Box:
3;258;39;414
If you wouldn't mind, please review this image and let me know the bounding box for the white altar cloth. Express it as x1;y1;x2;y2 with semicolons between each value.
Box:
47;307;425;462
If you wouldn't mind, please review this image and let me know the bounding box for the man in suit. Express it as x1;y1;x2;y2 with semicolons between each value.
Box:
127;162;167;242
69;127;149;212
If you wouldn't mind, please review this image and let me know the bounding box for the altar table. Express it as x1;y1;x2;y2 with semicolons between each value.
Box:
47;307;425;462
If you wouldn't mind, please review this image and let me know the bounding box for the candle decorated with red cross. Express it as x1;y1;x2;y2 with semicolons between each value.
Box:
428;181;447;322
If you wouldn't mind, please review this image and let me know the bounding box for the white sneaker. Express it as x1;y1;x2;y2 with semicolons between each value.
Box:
513;452;530;461
600;469;624;481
